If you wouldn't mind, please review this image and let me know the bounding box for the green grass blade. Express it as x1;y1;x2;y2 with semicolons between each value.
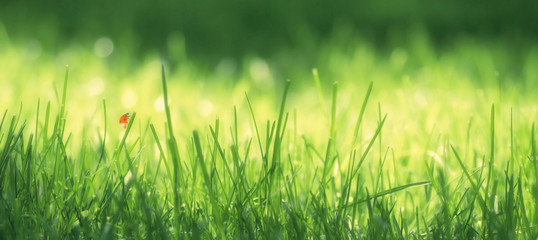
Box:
60;65;69;119
192;130;224;237
245;93;265;162
159;65;183;237
352;81;373;146
352;114;387;178
485;104;494;206
312;68;327;116
330;81;338;140
348;181;431;207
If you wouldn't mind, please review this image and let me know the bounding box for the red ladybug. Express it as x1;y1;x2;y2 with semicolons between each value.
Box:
119;113;130;128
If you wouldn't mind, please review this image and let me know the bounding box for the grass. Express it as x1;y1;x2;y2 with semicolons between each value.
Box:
1;32;538;239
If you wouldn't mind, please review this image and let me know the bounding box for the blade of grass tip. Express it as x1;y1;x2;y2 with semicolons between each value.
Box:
330;81;338;140
265;120;276;168
162;65;174;136
312;68;327;116
161;65;181;180
60;65;69;119
352;81;373;147
245;93;265;163
160;65;180;168
233;106;238;147
377;103;383;162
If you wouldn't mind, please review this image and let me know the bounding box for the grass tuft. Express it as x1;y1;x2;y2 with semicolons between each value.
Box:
0;65;537;239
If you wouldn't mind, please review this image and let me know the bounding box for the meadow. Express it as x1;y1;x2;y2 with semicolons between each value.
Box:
1;24;538;239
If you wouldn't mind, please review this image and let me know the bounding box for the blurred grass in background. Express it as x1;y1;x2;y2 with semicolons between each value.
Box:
1;0;537;88
1;0;538;66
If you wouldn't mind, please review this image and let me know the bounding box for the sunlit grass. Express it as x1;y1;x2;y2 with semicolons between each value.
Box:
1;29;538;238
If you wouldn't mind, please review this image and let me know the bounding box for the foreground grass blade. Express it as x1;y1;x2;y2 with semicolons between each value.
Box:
159;65;183;237
347;181;431;207
352;81;373;146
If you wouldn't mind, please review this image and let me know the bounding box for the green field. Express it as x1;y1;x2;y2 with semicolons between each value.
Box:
1;9;538;239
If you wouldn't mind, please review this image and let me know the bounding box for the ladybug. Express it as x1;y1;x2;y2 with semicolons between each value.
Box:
119;113;130;129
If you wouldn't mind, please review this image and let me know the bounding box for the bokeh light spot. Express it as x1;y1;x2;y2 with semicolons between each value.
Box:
198;99;213;116
121;90;138;108
86;77;106;96
94;37;114;58
154;96;165;112
249;58;272;87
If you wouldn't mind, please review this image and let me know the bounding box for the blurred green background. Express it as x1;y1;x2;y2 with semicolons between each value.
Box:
1;0;537;139
1;0;537;68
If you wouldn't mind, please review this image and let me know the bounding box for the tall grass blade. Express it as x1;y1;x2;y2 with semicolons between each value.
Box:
352;81;373;146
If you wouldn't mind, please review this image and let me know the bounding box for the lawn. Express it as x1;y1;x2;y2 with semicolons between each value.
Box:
1;20;538;239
